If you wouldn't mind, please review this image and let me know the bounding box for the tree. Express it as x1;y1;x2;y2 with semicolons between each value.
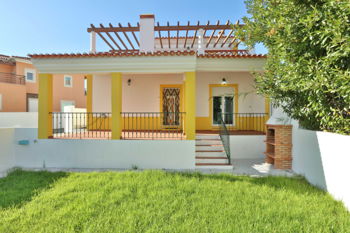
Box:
236;0;350;134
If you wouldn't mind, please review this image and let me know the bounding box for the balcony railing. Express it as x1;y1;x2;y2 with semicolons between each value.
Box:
50;112;112;139
49;112;267;140
0;72;25;85
122;112;186;140
216;113;269;133
50;112;186;140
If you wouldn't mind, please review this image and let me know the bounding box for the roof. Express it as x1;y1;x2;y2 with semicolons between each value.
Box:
0;54;16;65
28;50;266;59
0;54;31;65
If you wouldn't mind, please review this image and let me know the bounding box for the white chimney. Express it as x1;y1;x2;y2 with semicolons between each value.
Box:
139;14;155;52
90;31;96;53
197;28;205;55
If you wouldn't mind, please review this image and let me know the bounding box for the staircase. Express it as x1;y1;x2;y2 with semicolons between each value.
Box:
195;133;232;169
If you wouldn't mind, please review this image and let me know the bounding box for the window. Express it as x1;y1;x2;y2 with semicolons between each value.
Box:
25;68;36;83
64;75;73;87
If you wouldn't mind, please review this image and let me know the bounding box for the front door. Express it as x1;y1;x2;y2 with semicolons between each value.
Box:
212;86;235;125
162;88;180;126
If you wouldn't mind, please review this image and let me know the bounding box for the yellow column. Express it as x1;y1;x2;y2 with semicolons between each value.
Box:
38;73;53;139
184;72;196;140
86;75;93;113
111;72;122;139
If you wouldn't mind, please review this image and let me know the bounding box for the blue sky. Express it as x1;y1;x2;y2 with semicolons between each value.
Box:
0;0;266;56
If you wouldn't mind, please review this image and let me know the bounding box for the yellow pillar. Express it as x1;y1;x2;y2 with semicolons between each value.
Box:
86;75;93;113
38;73;53;139
184;72;196;140
111;72;122;139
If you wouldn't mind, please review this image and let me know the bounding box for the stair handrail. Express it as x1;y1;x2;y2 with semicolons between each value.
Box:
218;113;231;164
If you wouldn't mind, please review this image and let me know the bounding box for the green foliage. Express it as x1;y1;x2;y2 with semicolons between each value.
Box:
236;0;350;134
0;170;349;232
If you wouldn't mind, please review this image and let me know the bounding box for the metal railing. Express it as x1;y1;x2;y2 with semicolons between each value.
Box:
217;113;231;164
121;112;186;140
50;112;186;140
0;72;25;85
50;112;112;139
216;113;268;133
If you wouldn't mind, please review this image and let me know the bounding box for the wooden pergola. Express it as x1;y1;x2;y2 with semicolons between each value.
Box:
87;20;242;51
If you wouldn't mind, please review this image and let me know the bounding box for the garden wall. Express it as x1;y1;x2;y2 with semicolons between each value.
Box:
0;128;15;177
292;122;350;210
12;128;195;170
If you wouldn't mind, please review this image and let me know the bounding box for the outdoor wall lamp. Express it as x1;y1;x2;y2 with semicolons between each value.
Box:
127;79;132;86
221;78;227;85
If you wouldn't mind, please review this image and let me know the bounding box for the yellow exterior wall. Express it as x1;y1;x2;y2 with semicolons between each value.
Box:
111;73;122;139
38;74;53;139
184;72;196;140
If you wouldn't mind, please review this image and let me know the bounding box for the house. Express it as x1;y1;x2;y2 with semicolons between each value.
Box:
0;54;86;112
28;14;268;168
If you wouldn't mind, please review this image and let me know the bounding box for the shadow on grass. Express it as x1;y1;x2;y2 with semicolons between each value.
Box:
0;169;68;209
174;171;326;196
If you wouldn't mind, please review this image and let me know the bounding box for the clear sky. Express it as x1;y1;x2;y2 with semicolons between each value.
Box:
0;0;266;56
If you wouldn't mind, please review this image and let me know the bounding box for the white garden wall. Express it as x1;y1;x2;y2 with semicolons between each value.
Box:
12;128;195;170
0;128;15;177
292;123;350;210
0;112;37;128
230;135;265;159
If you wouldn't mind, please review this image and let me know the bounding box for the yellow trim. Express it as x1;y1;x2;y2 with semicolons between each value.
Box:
184;72;196;140
86;75;93;113
209;84;239;129
38;73;53;139
111;72;122;139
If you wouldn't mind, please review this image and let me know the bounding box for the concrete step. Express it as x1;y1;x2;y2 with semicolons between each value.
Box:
195;139;222;146
195;165;233;170
195;151;226;157
195;157;229;164
196;134;220;140
196;145;224;151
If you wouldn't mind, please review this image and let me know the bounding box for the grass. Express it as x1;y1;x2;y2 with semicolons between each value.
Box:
0;170;349;233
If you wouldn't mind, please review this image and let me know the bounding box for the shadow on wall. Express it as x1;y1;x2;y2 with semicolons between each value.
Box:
0;169;67;208
292;123;327;189
292;120;350;210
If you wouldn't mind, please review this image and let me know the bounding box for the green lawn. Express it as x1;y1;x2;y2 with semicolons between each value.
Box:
0;170;349;233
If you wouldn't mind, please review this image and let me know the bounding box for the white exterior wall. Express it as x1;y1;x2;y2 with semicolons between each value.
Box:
92;74;111;112
196;71;265;117
230;135;265;159
91;71;265;115
0;112;37;128
0;128;15;177
122;73;183;112
13;128;195;170
292;123;350;210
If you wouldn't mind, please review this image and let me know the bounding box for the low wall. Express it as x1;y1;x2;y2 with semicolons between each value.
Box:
13;128;195;170
230;135;265;159
0;112;37;128
292;123;350;210
0;128;15;177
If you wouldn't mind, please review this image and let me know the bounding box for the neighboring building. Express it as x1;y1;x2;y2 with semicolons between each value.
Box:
0;54;86;112
29;14;269;167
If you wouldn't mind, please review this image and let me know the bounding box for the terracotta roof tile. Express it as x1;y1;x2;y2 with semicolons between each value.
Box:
28;50;266;59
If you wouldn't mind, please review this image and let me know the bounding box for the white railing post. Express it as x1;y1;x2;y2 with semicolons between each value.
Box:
90;31;96;53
